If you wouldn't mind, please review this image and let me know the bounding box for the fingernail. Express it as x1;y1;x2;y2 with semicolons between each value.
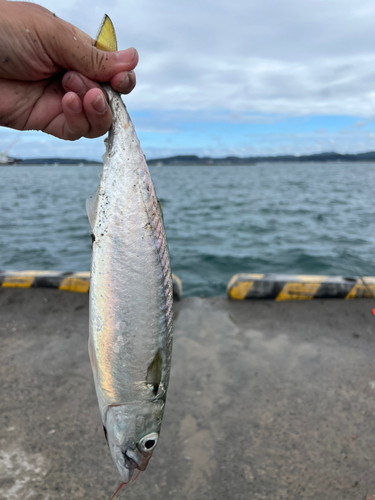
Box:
117;47;137;64
118;74;130;90
92;94;106;113
67;94;82;113
65;73;85;94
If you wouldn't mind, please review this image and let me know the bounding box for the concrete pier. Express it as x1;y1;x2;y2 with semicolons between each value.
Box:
1;288;375;499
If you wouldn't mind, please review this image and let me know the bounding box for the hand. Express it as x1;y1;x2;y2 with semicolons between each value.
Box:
0;0;139;140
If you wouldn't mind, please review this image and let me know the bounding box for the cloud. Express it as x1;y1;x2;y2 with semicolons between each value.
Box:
35;0;375;117
4;0;375;157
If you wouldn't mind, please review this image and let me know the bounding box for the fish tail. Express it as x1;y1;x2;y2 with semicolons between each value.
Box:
95;14;117;52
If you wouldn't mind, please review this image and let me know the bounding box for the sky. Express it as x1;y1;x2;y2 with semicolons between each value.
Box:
3;0;375;160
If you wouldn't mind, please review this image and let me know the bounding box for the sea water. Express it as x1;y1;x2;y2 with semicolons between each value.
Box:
1;162;375;296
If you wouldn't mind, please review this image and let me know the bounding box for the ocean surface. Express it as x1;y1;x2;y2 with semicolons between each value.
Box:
1;162;375;296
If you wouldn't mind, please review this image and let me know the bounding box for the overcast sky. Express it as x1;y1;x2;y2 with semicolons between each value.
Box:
3;0;375;159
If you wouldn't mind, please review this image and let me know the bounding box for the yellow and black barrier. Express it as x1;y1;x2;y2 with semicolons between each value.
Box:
227;273;375;301
0;270;183;301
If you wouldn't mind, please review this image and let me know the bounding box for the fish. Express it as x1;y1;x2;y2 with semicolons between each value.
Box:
86;15;173;492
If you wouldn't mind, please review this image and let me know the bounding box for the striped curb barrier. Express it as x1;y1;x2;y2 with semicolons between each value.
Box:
0;270;183;301
227;274;375;301
171;274;183;302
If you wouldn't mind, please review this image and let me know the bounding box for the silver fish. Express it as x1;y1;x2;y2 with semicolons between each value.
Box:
86;84;173;486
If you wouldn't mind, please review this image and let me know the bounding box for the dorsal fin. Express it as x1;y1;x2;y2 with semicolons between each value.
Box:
95;14;117;52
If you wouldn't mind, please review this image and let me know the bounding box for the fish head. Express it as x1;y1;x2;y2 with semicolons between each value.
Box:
104;400;165;483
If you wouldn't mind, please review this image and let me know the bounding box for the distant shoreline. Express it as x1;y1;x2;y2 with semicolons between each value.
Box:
146;152;375;165
4;151;375;166
1;158;101;166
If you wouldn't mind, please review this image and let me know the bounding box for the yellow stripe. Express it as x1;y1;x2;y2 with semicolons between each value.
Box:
346;283;375;299
227;274;265;300
228;281;254;300
276;282;322;301
59;272;90;293
1;270;55;288
2;272;35;288
227;273;263;288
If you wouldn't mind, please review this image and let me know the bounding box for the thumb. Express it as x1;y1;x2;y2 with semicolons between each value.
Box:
1;1;138;82
47;18;138;82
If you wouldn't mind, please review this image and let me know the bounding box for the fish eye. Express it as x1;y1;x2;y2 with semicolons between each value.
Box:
138;433;159;453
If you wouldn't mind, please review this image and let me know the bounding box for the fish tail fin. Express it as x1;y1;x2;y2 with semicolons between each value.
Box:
95;14;118;52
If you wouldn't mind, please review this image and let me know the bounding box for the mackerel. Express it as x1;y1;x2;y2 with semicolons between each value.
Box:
86;71;173;486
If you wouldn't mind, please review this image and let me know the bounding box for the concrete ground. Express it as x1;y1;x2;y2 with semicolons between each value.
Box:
1;289;375;500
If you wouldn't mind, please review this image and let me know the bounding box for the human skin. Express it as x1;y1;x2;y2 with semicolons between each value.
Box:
0;0;139;140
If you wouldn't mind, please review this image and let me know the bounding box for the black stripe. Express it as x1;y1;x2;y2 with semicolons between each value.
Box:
0;271;4;286
31;272;72;289
172;277;182;300
245;279;287;299
314;281;355;299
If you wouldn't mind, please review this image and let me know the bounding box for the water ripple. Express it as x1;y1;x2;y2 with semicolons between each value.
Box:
0;162;375;296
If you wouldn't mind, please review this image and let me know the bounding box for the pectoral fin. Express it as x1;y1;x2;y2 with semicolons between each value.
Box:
86;187;100;230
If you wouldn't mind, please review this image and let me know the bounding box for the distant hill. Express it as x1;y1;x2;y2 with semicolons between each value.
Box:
8;158;101;165
147;151;375;165
4;151;375;166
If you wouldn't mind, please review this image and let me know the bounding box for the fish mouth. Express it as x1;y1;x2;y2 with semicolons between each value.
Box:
117;461;135;484
124;447;152;472
112;448;137;484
